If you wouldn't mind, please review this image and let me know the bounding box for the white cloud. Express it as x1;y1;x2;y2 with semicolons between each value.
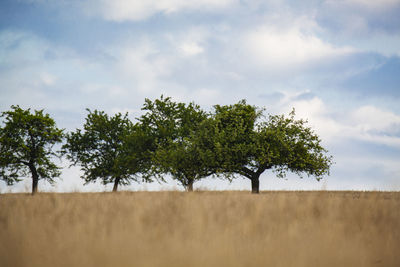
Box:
351;34;400;57
320;0;400;56
191;88;221;105
39;72;57;86
348;106;400;147
350;106;400;133
164;26;210;57
328;0;400;9
278;94;400;148
0;30;140;113
243;25;353;69
279;95;342;142
84;0;237;21
0;31;51;65
109;39;175;93
0;31;79;109
179;42;204;56
166;27;209;57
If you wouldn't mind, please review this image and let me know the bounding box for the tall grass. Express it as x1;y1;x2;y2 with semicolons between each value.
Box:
1;191;399;267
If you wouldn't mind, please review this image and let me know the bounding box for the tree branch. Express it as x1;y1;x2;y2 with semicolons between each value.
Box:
239;167;254;179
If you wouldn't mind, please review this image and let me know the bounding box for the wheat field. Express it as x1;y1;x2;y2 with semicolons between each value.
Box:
0;191;399;267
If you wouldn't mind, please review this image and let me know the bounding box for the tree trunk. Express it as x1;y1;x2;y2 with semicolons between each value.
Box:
187;179;194;192
251;175;260;194
29;164;39;195
113;177;121;192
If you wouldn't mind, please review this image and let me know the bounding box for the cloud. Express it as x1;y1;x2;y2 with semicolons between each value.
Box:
39;72;57;86
108;39;176;94
0;31;75;109
350;105;400;134
341;56;400;96
0;30;144;117
328;0;400;10
165;27;209;57
347;106;400;147
278;93;400;148
320;0;400;40
278;95;343;142
190;88;221;105
0;28;227;117
243;25;353;69
0;30;53;66
83;0;237;21
179;42;204;56
351;108;400;146
273;95;400;189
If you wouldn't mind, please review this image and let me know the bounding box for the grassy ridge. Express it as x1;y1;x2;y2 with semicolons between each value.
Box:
1;191;399;267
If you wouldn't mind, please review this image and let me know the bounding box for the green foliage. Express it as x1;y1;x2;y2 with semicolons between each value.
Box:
140;96;213;190
206;101;332;193
211;100;261;174
257;110;332;180
63;110;150;191
1;99;332;194
0;105;64;193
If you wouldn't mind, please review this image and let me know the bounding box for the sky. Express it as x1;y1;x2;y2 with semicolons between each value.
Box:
1;0;400;192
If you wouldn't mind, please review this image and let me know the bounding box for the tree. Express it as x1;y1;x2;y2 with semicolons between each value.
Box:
207;101;332;193
140;96;214;191
63;110;151;192
0;105;64;194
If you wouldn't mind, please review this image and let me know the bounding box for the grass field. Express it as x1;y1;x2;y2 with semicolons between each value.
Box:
1;191;399;267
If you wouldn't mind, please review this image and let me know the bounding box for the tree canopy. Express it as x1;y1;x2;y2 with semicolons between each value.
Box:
63;109;151;191
140;96;215;191
1;98;332;194
205;100;332;193
0;105;64;194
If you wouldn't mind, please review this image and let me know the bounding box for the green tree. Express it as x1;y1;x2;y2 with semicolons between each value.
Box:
208;101;332;193
63;110;151;192
0;105;64;194
140;96;214;191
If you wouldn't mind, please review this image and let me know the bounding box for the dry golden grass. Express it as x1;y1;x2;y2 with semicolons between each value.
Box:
1;191;399;267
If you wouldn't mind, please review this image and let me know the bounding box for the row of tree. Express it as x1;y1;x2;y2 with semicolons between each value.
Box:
0;96;332;194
